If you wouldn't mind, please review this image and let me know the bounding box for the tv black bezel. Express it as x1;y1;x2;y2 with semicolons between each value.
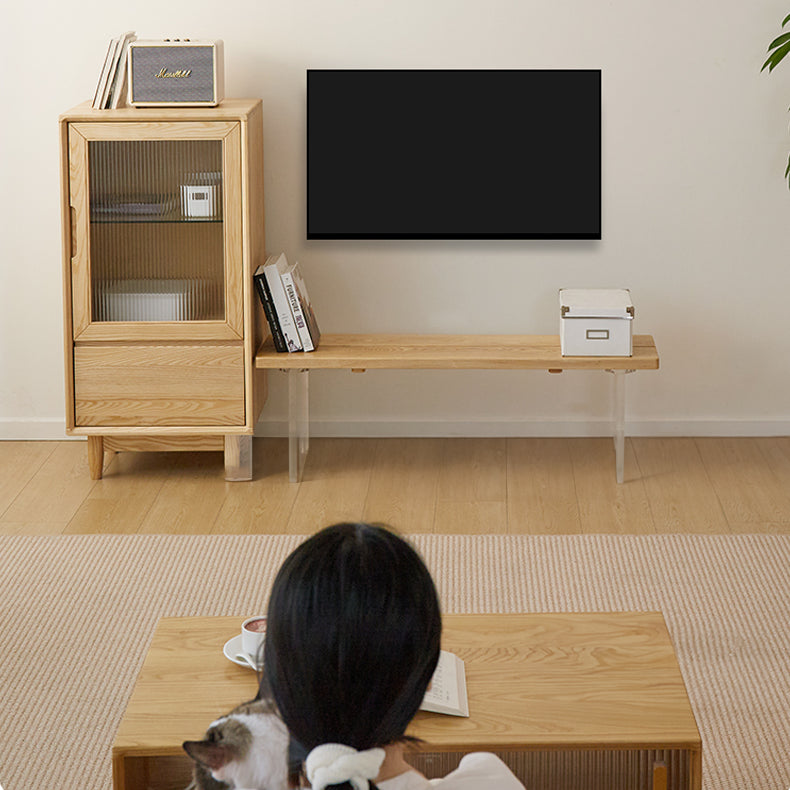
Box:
306;68;602;241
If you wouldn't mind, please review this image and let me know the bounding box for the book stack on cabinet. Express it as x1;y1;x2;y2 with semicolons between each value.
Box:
253;253;321;352
92;31;136;109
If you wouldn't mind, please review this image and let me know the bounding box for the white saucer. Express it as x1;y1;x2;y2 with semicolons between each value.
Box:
223;634;260;670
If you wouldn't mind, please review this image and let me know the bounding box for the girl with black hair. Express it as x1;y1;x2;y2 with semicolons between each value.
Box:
262;522;525;790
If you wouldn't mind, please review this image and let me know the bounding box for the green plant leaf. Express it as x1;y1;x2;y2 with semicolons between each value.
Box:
783;12;790;26
762;39;790;71
768;31;790;51
784;154;790;180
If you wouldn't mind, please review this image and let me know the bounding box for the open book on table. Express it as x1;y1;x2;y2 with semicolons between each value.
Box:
420;650;469;717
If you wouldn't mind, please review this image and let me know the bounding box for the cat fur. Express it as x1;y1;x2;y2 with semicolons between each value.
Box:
183;697;289;790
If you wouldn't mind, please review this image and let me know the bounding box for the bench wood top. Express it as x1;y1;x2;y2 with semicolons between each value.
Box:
254;333;659;371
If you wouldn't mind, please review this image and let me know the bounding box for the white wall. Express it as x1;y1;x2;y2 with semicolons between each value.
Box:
2;0;790;439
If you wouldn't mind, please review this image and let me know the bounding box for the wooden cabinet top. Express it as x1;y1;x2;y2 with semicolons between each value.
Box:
60;98;262;124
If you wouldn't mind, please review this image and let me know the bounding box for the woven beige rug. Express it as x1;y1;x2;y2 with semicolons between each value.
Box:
1;534;789;790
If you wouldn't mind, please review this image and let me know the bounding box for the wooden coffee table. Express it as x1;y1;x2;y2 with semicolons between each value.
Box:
112;612;701;790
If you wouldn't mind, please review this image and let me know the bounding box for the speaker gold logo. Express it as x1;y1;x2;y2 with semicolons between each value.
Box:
154;67;192;79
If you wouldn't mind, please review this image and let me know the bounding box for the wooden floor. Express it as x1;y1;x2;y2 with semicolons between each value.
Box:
1;437;789;536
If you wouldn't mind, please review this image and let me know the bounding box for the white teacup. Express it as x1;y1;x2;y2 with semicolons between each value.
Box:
241;615;267;663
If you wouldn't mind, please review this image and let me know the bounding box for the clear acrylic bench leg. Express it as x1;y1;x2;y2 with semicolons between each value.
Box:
288;369;310;482
607;369;635;484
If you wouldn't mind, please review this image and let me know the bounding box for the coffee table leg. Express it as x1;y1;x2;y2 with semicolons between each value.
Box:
288;369;310;482
688;748;703;790
112;752;144;790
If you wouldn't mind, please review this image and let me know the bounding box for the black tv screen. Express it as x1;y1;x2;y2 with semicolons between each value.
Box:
307;69;601;240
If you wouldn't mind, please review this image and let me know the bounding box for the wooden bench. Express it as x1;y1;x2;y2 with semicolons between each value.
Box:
255;333;659;483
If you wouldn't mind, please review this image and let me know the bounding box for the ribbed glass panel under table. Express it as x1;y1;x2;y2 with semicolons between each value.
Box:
88;139;225;323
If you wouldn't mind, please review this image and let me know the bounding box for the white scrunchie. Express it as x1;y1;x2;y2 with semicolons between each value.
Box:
305;743;386;790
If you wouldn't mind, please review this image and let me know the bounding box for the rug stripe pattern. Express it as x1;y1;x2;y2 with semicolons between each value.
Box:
1;534;788;790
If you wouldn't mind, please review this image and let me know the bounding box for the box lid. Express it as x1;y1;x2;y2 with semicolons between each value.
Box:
559;288;634;318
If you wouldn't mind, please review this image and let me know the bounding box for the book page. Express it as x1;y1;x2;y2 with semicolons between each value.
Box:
421;650;468;716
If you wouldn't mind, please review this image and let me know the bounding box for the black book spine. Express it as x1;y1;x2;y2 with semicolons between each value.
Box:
254;271;287;352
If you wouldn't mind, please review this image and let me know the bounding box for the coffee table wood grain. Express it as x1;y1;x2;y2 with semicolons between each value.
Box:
112;612;701;790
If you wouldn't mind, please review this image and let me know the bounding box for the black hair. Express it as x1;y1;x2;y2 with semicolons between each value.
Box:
261;523;442;789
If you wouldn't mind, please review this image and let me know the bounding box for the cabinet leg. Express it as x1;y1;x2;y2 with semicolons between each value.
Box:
87;436;104;480
224;435;253;481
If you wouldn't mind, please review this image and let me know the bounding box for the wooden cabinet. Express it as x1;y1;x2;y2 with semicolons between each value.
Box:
60;99;267;480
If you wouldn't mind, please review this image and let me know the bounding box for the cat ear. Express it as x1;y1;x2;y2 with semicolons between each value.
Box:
182;739;234;771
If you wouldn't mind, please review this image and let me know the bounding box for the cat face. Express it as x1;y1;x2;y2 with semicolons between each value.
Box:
183;710;289;790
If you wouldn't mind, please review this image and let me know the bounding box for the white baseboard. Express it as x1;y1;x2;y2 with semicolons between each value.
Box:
2;418;788;441
253;419;790;438
0;420;76;440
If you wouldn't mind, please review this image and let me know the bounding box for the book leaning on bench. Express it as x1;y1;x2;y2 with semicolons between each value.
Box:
253;265;287;352
254;253;321;353
280;258;321;351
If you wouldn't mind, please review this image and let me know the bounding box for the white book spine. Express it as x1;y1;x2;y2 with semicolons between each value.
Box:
280;270;314;351
264;258;302;352
92;39;116;109
109;33;136;109
100;36;122;108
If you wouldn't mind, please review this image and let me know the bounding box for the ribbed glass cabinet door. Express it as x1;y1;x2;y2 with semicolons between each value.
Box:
68;120;242;341
89;139;224;322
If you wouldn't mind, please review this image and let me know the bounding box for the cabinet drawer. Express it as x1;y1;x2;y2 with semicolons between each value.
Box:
74;344;244;427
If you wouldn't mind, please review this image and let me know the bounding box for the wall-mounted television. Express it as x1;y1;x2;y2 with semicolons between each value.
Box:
307;69;601;241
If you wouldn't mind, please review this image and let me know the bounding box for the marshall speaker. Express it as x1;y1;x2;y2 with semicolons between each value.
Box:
128;39;224;107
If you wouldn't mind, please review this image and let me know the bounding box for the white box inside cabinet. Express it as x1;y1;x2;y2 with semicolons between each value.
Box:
560;288;634;357
100;279;209;322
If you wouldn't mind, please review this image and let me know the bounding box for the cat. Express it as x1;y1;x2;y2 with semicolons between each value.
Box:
183;696;290;790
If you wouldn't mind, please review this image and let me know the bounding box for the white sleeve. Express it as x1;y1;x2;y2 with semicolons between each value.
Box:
428;753;526;789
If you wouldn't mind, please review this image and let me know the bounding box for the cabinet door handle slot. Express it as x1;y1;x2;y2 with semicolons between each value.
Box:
70;206;77;258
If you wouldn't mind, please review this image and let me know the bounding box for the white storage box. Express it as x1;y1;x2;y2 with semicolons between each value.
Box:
98;279;208;322
559;288;634;357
